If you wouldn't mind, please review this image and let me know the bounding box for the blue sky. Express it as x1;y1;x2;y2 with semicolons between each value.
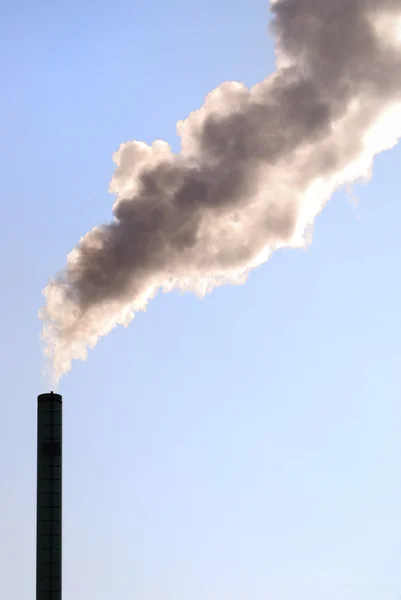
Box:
1;0;401;599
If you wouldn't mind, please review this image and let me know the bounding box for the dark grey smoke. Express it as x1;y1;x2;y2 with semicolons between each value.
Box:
41;0;401;381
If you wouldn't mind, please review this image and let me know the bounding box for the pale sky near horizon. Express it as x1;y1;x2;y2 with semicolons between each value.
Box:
1;1;401;599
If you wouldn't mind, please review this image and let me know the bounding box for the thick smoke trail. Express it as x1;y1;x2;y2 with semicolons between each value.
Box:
41;0;401;382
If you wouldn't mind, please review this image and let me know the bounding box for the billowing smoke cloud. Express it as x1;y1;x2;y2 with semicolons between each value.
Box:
41;0;401;382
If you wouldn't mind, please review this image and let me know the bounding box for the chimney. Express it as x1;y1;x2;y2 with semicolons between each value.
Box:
36;392;62;600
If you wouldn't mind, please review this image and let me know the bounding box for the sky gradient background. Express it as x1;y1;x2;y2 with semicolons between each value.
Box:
1;0;401;598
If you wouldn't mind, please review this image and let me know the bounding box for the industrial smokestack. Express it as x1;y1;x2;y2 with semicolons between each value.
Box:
36;392;62;600
41;0;401;382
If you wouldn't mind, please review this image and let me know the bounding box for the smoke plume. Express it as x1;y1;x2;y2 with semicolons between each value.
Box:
41;0;401;382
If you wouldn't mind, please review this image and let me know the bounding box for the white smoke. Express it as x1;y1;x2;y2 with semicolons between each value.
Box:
41;0;401;383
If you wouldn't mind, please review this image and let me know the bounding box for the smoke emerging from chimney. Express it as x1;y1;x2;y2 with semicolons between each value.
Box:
41;0;401;382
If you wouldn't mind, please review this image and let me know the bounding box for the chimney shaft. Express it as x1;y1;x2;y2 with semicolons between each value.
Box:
36;392;62;600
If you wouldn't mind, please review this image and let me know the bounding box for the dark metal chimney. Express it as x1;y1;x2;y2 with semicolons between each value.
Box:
36;392;62;600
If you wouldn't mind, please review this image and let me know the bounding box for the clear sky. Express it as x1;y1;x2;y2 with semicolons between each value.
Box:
1;1;401;599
